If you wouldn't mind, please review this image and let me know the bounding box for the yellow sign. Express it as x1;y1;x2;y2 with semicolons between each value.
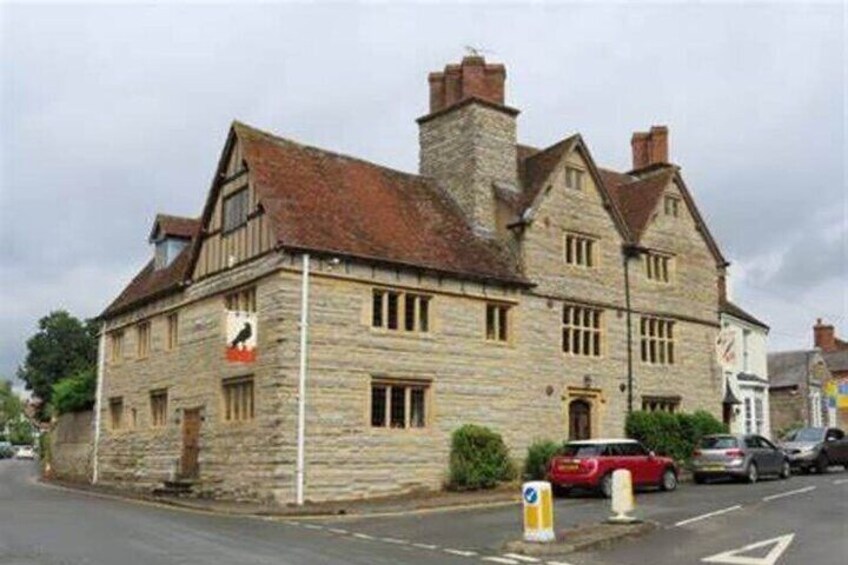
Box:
522;481;555;543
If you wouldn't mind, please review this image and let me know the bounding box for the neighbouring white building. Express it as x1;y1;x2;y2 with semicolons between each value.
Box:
718;292;771;438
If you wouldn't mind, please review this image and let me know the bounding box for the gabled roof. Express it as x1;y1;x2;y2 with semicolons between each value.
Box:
148;213;200;242
513;135;632;240
768;350;827;388
102;216;200;318
600;163;728;267
226;121;527;285
720;299;769;330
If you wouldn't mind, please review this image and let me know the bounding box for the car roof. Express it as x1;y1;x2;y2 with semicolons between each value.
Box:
566;439;638;445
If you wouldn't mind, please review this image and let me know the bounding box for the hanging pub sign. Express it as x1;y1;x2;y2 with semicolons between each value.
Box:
715;328;736;369
226;311;257;363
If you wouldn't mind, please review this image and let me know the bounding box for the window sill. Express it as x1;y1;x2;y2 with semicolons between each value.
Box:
369;327;434;339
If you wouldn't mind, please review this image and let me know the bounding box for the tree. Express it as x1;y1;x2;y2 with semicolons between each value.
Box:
52;368;96;415
0;380;23;433
17;311;98;419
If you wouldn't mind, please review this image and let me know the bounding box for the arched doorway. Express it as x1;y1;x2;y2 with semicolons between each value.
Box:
569;399;592;441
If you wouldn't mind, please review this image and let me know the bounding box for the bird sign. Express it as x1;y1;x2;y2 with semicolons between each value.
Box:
225;311;257;363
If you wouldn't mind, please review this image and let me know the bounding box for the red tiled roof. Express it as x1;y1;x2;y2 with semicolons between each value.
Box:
517;137;577;211
234;122;526;285
101;230;197;318
604;167;676;240
151;214;199;240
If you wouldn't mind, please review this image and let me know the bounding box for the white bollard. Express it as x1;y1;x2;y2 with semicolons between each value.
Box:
522;481;555;542
607;469;639;523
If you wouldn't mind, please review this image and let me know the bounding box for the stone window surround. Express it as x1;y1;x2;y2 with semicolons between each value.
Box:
641;394;681;413
663;194;681;217
150;389;168;428
166;312;179;351
562;304;604;358
485;302;511;343
221;375;255;424
108;330;124;364
565;166;585;190
640;316;676;365
563;231;599;268
109;396;124;431
368;377;432;431
644;251;675;284
135;320;151;359
225;286;257;313
371;288;432;334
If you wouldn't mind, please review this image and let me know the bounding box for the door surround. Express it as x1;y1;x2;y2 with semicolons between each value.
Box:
564;387;604;440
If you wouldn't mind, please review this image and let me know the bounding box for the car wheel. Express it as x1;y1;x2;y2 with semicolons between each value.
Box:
815;454;829;474
693;473;707;485
779;460;791;480
600;473;613;499
660;468;677;492
552;484;570;498
747;462;758;484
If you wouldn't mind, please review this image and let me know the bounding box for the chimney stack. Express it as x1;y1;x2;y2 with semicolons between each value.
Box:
419;56;518;235
814;318;836;352
428;56;506;114
631;125;669;170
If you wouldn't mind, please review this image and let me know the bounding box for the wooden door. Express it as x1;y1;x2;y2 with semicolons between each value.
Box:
568;399;592;441
181;408;202;479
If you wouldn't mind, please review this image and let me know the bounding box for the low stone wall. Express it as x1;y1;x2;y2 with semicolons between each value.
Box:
49;410;94;483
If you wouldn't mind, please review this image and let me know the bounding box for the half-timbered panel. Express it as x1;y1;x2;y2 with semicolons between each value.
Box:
193;139;276;279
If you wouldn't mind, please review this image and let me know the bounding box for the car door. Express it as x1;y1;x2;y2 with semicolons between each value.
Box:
618;442;650;484
743;436;764;471
757;436;783;474
825;428;848;463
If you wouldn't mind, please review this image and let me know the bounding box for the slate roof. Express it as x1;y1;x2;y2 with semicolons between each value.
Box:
768;350;818;388
102;216;200;317
720;300;769;330
233;122;526;286
823;350;848;374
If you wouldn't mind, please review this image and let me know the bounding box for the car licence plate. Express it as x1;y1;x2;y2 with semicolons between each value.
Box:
557;463;579;472
702;464;724;472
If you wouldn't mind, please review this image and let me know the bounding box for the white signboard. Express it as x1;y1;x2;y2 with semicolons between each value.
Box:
226;311;257;363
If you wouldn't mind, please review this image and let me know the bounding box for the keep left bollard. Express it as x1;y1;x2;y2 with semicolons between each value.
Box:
607;469;638;523
522;481;555;542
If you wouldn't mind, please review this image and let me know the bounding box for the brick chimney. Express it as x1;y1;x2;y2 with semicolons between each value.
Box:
631;126;669;170
814;318;836;352
418;56;519;235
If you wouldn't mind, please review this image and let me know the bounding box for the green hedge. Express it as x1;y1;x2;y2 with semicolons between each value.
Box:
523;439;561;480
448;424;515;490
625;410;726;463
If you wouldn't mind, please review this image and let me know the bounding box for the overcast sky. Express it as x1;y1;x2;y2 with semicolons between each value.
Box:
1;1;845;390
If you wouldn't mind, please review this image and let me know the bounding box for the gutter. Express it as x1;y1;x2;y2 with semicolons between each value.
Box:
295;253;310;506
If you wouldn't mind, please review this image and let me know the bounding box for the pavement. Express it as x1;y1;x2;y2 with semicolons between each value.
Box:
2;459;847;564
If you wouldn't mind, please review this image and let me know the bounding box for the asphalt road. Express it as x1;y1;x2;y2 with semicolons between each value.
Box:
2;459;846;564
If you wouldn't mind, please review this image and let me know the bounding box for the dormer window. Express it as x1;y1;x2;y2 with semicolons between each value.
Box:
154;238;188;270
223;188;249;233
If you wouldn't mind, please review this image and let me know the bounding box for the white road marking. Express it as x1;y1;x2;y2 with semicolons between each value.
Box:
328;528;348;535
833;478;848;485
302;524;323;530
503;554;542;563
675;505;742;527
762;485;816;502
481;558;520;564
701;533;795;564
352;533;375;540
380;537;408;545
412;543;439;550
546;561;576;565
444;548;478;557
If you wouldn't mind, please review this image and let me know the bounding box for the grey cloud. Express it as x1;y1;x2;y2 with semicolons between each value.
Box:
1;2;845;379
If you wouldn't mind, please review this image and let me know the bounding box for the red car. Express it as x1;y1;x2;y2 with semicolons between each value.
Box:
547;439;678;498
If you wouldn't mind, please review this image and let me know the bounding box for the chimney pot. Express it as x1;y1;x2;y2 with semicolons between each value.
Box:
631;125;669;169
427;55;507;113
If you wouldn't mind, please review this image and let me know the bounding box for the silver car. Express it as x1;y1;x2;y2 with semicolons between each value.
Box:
692;434;790;484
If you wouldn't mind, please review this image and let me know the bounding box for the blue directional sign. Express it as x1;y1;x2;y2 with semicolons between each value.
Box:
523;486;538;505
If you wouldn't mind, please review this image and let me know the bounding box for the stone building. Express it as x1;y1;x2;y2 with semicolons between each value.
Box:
95;56;728;504
768;350;830;434
813;318;848;428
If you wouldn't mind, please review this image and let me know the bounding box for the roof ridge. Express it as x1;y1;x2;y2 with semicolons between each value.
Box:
233;120;426;183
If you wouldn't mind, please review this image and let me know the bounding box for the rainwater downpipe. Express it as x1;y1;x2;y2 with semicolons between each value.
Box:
295;253;310;506
92;324;106;484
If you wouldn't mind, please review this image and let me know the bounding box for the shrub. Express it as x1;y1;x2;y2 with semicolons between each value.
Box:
626;410;726;463
523;439;561;480
51;369;96;415
448;424;515;490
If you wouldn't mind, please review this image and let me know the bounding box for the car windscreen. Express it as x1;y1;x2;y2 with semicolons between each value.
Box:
560;444;603;457
699;436;738;449
784;428;825;442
